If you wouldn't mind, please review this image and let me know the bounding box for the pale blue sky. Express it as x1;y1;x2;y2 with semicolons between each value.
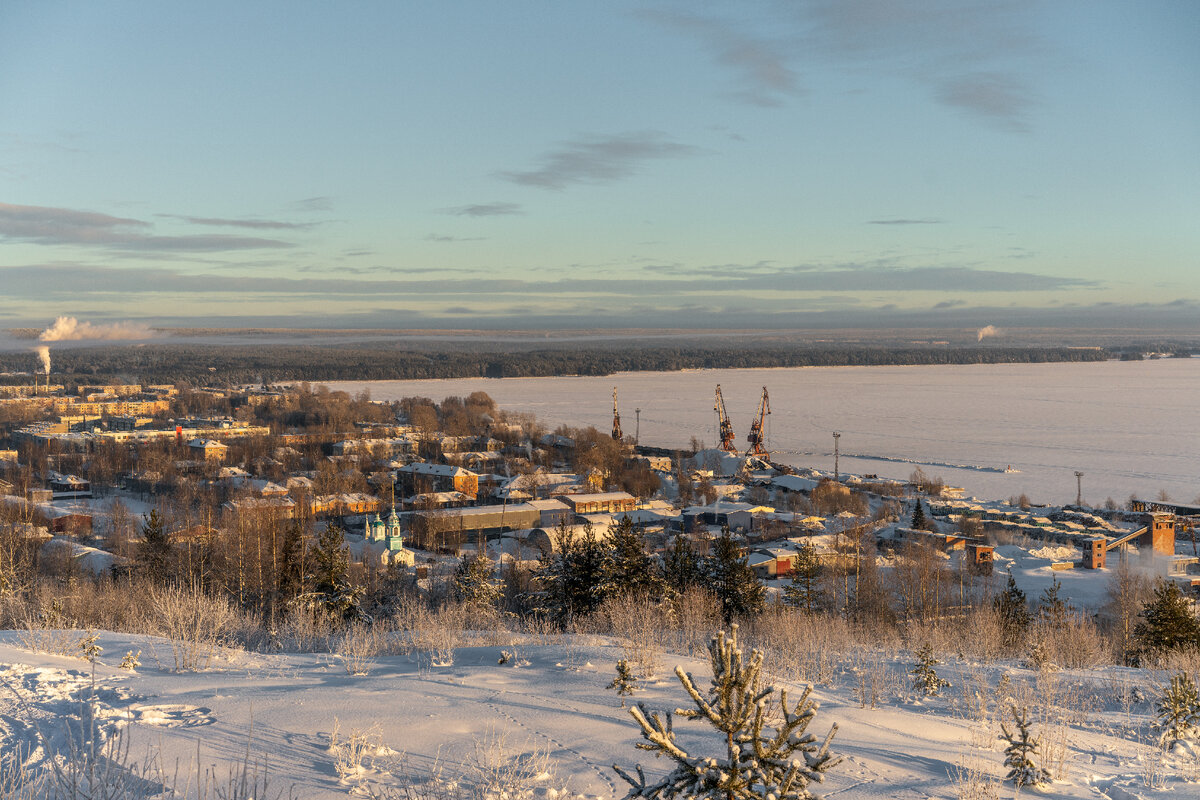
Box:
1;1;1197;329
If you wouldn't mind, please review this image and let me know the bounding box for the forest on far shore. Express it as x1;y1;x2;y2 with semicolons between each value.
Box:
0;342;1124;386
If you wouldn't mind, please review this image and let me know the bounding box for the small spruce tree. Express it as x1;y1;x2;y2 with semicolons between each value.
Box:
910;500;929;531
1155;671;1200;748
993;572;1031;652
704;526;766;624
608;659;638;699
1134;579;1200;661
782;542;824;613
310;521;361;621
605;517;666;599
1038;576;1069;629
1000;705;1051;788
453;552;502;610
137;509;172;582
662;533;701;596
614;626;841;800
910;644;950;697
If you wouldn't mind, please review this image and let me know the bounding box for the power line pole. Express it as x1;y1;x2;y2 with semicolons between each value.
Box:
832;431;841;483
1074;471;1084;507
634;407;641;446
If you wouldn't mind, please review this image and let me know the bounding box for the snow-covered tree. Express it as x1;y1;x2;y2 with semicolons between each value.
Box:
705;528;765;624
1134;579;1200;661
782;543;823;614
605;516;666;598
909;644;949;697
663;533;701;596
453;552;501;610
993;572;1030;652
614;626;841;800
999;705;1050;789
309;521;362;621
1155;672;1200;748
909;500;929;531
609;659;639;698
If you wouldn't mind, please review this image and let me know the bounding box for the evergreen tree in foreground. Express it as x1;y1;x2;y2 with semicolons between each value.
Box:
614;626;841;800
453;551;501;610
310;522;361;621
705;527;765;624
993;572;1031;652
1134;579;1200;661
608;659;638;699
663;533;701;597
137;509;172;583
782;542;824;613
605;516;666;599
1155;672;1200;748
1000;705;1051;788
909;500;929;531
910;644;950;697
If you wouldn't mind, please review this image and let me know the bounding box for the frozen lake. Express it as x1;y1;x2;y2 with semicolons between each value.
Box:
327;358;1199;507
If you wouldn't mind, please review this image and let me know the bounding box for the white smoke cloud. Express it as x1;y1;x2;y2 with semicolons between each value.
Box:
977;325;1001;341
35;345;50;374
39;316;152;342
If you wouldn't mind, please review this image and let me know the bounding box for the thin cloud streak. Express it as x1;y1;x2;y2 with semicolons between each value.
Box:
438;202;523;217
159;215;317;230
0;262;1100;301
640;9;801;106
867;218;944;225
0;202;293;252
499;132;699;190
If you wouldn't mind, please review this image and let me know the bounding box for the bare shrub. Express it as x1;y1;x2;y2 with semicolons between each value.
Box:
669;586;721;657
18;597;85;657
330;718;383;781
955;606;1008;663
1028;615;1108;670
335;621;387;676
950;753;1000;800
598;595;669;678
366;730;570;800
746;606;857;687
394;600;468;666
148;583;241;671
273;605;338;653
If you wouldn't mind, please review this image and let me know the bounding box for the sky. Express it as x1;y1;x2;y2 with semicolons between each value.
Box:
1;1;1198;331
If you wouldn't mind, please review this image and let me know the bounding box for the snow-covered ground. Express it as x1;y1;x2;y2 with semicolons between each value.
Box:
1;630;1195;799
326;358;1200;507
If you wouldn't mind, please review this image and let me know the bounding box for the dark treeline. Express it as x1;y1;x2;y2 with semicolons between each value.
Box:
0;343;1110;386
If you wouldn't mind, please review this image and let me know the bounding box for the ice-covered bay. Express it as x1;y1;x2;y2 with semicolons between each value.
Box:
328;358;1199;506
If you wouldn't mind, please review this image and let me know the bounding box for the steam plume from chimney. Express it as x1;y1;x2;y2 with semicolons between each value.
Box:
35;345;50;375
977;325;1000;342
39;316;151;342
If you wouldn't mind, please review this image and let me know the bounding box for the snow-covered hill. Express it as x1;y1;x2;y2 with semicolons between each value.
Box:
0;630;1195;799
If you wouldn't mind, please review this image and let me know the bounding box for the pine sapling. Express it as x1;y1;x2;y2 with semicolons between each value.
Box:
77;630;102;664
608;659;638;698
910;644;950;697
119;650;141;671
1155;671;1200;749
614;625;841;800
1000;705;1051;789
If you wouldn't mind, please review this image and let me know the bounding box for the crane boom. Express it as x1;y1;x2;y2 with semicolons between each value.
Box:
745;386;771;457
611;387;623;441
714;384;737;452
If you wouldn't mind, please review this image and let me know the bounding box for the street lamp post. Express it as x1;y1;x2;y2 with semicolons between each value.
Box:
833;431;841;483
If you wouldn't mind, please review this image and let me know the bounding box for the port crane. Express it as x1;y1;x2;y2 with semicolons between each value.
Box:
745;386;771;457
611;387;623;441
714;384;737;452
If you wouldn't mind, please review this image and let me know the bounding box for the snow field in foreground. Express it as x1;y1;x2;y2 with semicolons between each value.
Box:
0;630;1197;800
